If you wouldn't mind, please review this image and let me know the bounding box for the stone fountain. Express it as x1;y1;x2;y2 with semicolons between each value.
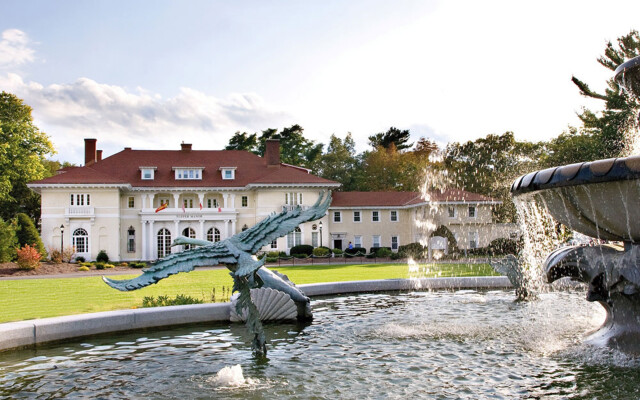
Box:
509;54;640;353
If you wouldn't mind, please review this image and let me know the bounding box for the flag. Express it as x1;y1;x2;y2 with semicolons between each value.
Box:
218;207;222;212
155;203;168;213
199;202;203;210
182;203;186;213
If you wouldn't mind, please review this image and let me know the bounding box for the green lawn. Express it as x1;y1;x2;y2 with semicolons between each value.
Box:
0;263;498;323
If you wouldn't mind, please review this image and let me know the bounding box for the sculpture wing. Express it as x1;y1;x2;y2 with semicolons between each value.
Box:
230;191;332;253
103;241;239;291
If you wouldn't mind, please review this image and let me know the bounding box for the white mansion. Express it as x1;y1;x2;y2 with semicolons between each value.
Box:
28;139;516;261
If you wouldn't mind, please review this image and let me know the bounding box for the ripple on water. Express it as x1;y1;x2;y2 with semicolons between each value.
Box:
0;290;638;399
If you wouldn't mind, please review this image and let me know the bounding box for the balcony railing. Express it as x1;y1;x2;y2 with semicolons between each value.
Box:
65;206;95;216
282;205;310;212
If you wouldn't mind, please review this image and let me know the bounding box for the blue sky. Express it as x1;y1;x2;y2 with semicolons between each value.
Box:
1;0;639;164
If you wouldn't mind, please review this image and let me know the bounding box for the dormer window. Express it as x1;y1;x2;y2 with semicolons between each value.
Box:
140;167;157;180
173;167;203;180
220;167;236;180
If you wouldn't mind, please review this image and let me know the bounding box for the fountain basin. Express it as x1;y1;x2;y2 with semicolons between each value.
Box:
0;277;510;352
1;290;624;399
615;55;640;99
512;155;640;242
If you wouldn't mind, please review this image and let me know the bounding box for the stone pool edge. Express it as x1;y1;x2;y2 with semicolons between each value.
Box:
0;276;511;352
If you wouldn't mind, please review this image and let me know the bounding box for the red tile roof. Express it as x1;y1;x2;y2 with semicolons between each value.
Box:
330;189;497;207
31;148;339;187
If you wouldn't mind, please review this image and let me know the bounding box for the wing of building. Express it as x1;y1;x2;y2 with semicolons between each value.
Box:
329;190;517;252
29;138;517;261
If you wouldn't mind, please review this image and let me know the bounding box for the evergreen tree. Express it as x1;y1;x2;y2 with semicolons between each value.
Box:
571;30;640;158
225;131;259;153
315;133;360;190
0;217;17;262
368;127;413;151
14;213;46;257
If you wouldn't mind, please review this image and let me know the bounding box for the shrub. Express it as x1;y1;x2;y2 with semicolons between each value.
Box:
292;253;309;259
130;262;147;269
430;225;458;254
487;238;521;256
0;218;17;262
267;251;281;258
119;262;128;267
375;247;392;258
289;245;314;256
78;266;90;272
62;246;76;263
312;247;331;257
142;294;204;308
96;250;109;263
398;242;427;259
104;263;115;269
48;248;63;264
369;247;391;256
345;247;366;256
16;244;42;270
14;213;46;258
390;252;402;260
266;257;279;263
332;248;343;255
95;262;106;270
75;256;86;263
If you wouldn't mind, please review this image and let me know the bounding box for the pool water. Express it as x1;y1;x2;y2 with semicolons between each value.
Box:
1;290;640;399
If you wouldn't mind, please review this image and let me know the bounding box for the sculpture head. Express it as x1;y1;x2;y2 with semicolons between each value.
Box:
170;236;191;247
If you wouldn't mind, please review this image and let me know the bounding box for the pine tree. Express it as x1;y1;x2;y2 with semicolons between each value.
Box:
14;213;46;257
0;217;17;262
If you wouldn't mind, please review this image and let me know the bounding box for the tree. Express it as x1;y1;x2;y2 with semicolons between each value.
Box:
571;30;640;158
368;127;413;151
315;133;360;191
256;125;323;168
413;137;439;157
0;92;55;202
355;144;428;192
14;212;46;257
444;132;544;222
225;131;259;153
0;217;17;262
0;92;55;224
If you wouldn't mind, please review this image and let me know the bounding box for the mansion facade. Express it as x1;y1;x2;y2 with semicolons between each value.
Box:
28;139;516;261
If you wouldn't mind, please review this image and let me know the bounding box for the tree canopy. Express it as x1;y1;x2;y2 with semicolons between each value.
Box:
0;92;55;223
368;127;413;151
571;30;640;159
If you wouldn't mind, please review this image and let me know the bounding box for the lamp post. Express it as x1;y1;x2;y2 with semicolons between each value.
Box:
319;221;323;247
60;224;65;255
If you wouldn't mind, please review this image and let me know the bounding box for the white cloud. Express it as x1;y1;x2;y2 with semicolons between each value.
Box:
0;29;34;68
0;73;293;163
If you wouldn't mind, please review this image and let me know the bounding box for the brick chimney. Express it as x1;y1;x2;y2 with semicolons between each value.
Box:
96;150;103;162
181;142;192;152
84;138;97;166
265;139;280;167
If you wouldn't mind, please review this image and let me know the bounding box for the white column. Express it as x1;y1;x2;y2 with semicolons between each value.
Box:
141;220;147;261
141;194;148;210
231;220;236;235
230;194;236;209
172;220;180;253
149;220;155;260
173;193;180;209
223;193;229;208
199;219;205;240
224;220;230;238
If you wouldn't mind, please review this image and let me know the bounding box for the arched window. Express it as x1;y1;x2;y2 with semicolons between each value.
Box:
72;228;89;254
207;227;221;243
127;226;135;253
181;227;196;250
287;227;302;248
157;228;171;258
